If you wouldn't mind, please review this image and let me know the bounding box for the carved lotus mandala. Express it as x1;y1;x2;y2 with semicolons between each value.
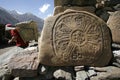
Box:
52;12;103;64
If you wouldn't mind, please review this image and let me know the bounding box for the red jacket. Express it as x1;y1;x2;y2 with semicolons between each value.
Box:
10;29;28;47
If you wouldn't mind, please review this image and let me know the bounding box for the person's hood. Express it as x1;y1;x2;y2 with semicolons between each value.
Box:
5;24;15;30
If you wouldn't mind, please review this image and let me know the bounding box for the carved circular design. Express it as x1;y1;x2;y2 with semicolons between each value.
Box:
71;30;86;46
52;11;105;65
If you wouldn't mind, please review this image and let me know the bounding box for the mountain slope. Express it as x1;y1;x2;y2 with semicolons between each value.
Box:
9;10;44;31
0;7;19;25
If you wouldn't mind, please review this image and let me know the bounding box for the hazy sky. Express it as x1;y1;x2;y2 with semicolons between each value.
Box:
0;0;54;19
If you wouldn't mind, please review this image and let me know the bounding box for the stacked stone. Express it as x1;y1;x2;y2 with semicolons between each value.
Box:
105;0;120;46
53;0;96;15
103;0;120;68
95;0;120;22
53;0;120;22
107;11;120;68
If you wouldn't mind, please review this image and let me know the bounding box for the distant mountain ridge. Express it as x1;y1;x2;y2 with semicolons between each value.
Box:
0;7;19;24
0;7;44;31
9;10;44;31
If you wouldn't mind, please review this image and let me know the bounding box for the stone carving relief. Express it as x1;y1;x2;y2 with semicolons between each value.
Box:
39;10;112;66
52;12;104;65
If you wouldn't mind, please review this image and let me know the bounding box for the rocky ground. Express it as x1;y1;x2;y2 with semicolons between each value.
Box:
0;44;15;55
0;43;120;80
0;40;38;55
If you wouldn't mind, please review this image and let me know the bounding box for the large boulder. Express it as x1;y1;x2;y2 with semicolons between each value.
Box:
8;48;39;77
15;21;39;43
107;11;120;43
38;10;112;67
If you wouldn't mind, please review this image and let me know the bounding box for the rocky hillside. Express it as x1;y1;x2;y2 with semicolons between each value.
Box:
0;7;19;25
9;10;44;31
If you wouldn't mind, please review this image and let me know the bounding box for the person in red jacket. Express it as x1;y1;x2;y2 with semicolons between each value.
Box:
6;24;29;48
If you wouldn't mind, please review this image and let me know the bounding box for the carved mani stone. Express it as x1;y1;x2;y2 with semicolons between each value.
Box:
107;11;120;43
38;10;112;67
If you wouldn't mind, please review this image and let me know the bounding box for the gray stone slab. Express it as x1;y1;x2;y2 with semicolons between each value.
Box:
53;69;73;80
76;70;88;80
8;50;39;77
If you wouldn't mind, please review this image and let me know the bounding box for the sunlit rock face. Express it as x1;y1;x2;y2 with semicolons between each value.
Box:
38;10;112;67
107;11;120;43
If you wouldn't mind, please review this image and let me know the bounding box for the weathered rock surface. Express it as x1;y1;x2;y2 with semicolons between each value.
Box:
90;66;120;80
38;9;112;66
0;46;25;80
76;70;89;80
8;49;39;77
53;68;74;80
54;6;95;15
107;11;120;43
0;64;12;80
10;66;120;80
74;66;120;80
